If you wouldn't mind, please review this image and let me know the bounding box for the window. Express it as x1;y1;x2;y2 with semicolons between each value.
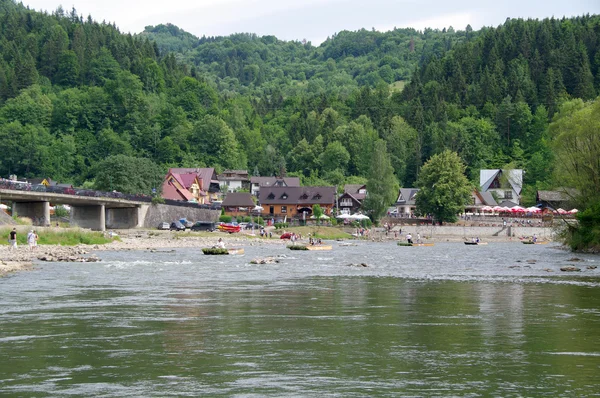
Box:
267;193;275;200
313;194;321;200
280;192;288;200
281;206;287;213
300;193;308;200
504;191;513;199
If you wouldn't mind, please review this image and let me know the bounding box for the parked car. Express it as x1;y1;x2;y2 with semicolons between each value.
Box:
191;221;216;232
170;221;186;231
179;219;194;229
238;222;249;229
245;222;263;230
157;222;170;230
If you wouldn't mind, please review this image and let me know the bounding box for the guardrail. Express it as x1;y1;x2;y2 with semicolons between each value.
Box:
0;180;219;209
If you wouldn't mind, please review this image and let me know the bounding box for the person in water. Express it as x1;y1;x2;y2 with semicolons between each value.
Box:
215;238;225;249
406;233;413;244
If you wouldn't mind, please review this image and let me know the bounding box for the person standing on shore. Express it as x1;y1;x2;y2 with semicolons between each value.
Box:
27;230;35;251
8;228;17;250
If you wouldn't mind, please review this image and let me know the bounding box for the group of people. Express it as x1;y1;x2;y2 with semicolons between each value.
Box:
308;236;322;245
7;228;38;251
405;233;421;244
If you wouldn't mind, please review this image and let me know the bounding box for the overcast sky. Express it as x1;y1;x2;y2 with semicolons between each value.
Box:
22;0;600;44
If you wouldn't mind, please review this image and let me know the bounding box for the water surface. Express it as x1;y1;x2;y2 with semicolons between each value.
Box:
1;242;599;396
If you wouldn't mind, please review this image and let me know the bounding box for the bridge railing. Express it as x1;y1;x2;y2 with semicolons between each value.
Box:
0;180;215;209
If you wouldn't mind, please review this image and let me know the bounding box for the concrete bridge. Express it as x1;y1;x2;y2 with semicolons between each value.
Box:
0;188;149;231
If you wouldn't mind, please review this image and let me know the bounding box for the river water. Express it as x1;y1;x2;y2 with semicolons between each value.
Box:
1;242;599;397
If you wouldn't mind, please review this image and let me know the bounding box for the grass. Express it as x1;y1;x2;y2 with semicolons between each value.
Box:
279;226;353;240
0;227;116;246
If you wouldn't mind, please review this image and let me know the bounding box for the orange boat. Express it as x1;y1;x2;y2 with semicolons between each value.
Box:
217;223;241;233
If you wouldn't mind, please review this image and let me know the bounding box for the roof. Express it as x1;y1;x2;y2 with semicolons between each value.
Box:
476;191;498;206
498;200;519;208
259;186;336;205
222;192;255;207
480;169;523;195
250;176;300;187
537;190;571;202
219;170;250;181
343;184;367;200
396;188;419;205
169;168;219;188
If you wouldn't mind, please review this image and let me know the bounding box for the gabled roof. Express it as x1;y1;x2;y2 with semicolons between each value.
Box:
396;188;419;205
339;192;363;206
480;169;523;195
250;176;301;187
222;192;255;207
219;170;250;181
259;186;336;205
343;184;367;200
474;190;498;206
498;200;519;208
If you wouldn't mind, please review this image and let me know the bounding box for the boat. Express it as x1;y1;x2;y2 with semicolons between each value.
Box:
397;242;434;247
464;241;488;245
306;245;333;251
202;247;245;255
287;244;333;251
522;241;548;245
280;232;293;239
217;223;241;233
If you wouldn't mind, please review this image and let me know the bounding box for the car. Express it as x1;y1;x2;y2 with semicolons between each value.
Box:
191;221;216;232
245;222;263;230
238;222;249;229
157;222;170;230
179;219;194;229
170;221;186;231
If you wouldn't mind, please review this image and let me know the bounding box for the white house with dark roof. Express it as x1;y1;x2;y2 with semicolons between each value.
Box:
395;188;419;214
480;169;523;205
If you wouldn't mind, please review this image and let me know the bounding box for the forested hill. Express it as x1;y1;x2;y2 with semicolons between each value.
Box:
140;24;471;94
0;0;599;207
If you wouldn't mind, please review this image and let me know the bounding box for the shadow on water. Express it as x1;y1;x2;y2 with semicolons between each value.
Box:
1;242;599;396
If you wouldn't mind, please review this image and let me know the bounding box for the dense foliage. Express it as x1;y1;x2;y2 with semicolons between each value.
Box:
0;1;599;233
415;150;473;223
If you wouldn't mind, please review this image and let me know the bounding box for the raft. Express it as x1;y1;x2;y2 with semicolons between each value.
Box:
464;242;488;245
397;242;434;247
202;248;245;255
522;241;548;245
288;244;333;251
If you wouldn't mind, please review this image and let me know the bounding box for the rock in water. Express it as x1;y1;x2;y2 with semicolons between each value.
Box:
560;266;581;272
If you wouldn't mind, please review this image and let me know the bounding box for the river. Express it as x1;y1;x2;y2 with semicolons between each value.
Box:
1;242;599;397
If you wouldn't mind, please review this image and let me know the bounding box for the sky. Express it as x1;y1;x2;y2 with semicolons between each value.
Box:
22;0;600;44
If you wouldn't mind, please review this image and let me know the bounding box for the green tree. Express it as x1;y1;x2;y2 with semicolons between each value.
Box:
312;204;323;225
93;154;164;195
415;150;472;224
363;140;399;221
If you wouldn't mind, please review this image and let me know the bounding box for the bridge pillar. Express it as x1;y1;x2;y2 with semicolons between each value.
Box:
70;204;106;231
106;207;141;229
12;201;50;226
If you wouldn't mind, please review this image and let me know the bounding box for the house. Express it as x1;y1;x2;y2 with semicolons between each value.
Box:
339;184;367;214
537;189;576;210
222;192;255;217
258;186;336;220
250;176;300;196
161;168;221;203
480;169;523;206
395;188;419;215
468;190;498;211
218;170;250;193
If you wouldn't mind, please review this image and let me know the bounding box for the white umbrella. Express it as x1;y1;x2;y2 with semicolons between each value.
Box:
310;214;330;219
252;205;263;212
351;214;370;220
570;208;579;214
336;213;351;219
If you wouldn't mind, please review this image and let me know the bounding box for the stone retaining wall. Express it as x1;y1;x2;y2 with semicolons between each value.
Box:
142;204;220;228
400;225;555;239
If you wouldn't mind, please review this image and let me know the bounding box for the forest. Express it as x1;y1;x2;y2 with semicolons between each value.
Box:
0;1;599;214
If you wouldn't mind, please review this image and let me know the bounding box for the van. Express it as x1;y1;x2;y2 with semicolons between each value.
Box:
191;221;216;232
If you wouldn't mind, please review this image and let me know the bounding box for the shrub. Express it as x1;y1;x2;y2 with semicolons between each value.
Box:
219;215;232;223
274;222;289;229
54;205;69;218
151;196;165;205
